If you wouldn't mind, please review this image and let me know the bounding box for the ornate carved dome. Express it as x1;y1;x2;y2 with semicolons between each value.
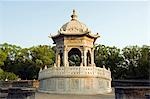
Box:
51;10;100;41
58;10;91;34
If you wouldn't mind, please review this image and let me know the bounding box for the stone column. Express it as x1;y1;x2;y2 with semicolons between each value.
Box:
91;48;95;67
63;45;68;67
80;51;84;67
57;52;60;67
55;51;58;67
83;47;87;66
56;48;60;67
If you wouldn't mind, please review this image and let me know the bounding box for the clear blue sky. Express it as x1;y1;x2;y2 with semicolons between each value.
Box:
0;0;149;48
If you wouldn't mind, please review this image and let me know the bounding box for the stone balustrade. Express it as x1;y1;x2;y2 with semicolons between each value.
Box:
38;66;111;80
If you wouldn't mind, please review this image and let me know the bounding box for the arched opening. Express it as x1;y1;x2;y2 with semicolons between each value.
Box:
68;48;81;66
87;50;91;66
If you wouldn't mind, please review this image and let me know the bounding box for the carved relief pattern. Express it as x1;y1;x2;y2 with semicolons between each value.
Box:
66;39;83;44
70;79;79;90
59;20;89;34
85;78;93;89
98;79;104;88
58;79;65;89
46;79;55;91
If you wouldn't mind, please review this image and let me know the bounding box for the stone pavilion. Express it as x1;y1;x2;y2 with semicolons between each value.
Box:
38;10;112;94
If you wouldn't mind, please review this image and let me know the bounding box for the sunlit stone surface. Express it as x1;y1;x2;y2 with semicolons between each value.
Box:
38;10;112;94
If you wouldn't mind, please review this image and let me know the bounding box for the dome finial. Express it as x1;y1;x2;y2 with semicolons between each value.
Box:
73;9;76;15
71;9;78;21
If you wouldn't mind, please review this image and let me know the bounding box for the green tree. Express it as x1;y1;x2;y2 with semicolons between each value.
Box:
94;44;124;79
122;46;142;79
137;45;150;79
0;49;7;67
30;45;55;68
11;48;35;79
0;43;21;71
122;45;150;79
0;43;55;80
0;69;18;81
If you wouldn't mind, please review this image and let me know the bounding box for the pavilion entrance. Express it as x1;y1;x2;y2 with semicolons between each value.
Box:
68;48;81;66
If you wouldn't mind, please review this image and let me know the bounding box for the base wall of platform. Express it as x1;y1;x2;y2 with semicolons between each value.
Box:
38;77;111;94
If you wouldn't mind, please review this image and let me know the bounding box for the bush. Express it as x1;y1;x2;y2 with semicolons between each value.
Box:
0;69;19;81
0;68;3;73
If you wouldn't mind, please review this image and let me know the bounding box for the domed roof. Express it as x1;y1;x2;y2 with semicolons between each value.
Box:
58;10;91;34
51;10;100;42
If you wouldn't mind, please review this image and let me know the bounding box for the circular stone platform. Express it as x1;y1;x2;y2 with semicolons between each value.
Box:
38;66;112;94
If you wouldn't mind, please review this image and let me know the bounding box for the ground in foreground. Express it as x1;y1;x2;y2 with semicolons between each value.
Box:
35;92;115;99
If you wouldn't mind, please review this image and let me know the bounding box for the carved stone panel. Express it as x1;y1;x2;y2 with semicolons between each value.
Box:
69;78;79;90
58;78;65;90
84;78;93;89
98;79;104;89
65;39;83;45
47;78;56;91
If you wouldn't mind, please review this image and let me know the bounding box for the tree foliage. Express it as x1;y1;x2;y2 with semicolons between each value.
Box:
95;44;150;80
30;45;55;68
0;43;55;80
0;43;149;80
0;49;7;67
0;69;18;81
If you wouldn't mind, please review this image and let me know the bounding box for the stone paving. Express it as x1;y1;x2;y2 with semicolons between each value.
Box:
35;92;115;99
